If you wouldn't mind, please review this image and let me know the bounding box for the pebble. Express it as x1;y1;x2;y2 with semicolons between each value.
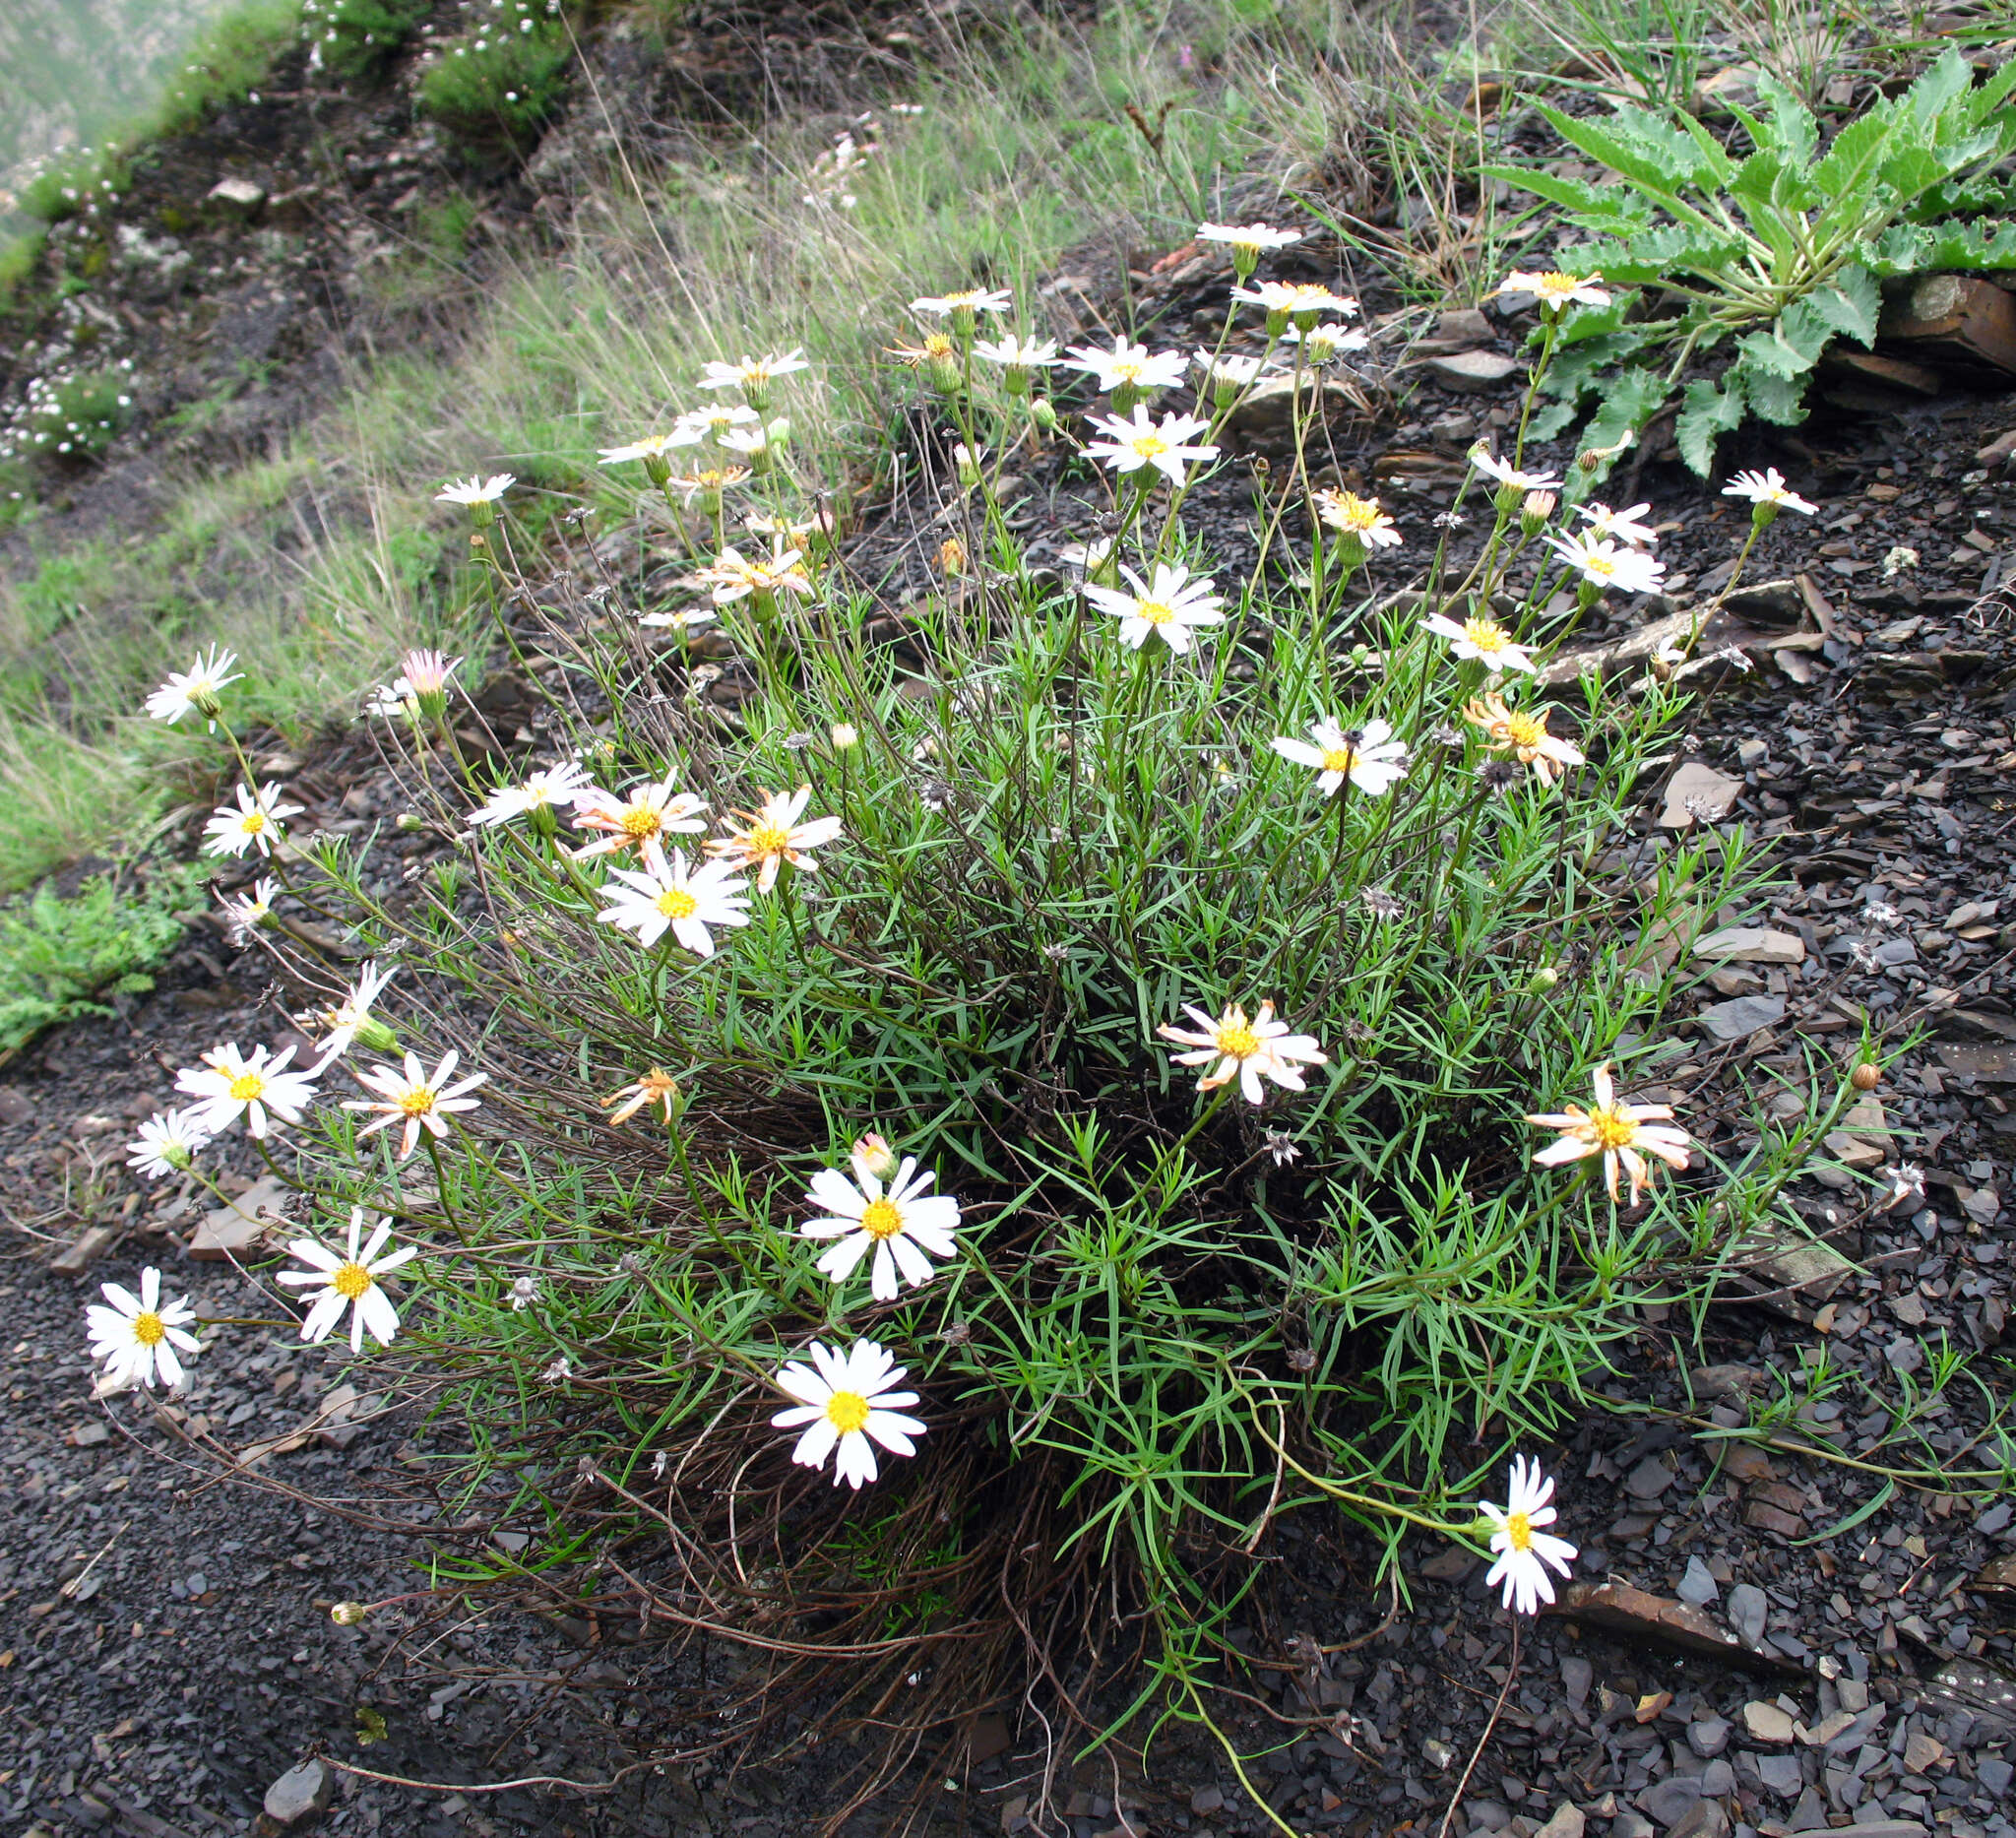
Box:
264;1757;333;1825
1534;1805;1585;1838
1644;1777;1704;1826
1561;1655;1593;1710
1726;1583;1768;1648
1190;1784;1226;1815
1753;1753;1803;1797
1688;1715;1732;1757
1669;1800;1731;1838
1677;1555;1720;1606
1978;1756;2013;1797
1696;994;1786;1042
1743;1701;1796;1743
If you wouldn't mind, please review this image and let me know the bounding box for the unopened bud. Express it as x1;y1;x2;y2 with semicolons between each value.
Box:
1520;490;1556;534
331;1601;370;1626
1851;1062;1881;1091
830;722;860;751
1028;397;1059;432
396;812;424;833
953;445;982;490
853;1132;898;1179
1529;966;1560;993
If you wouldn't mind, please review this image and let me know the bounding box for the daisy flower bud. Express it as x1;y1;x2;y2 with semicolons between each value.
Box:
398;649;461;723
1520;490;1556;535
1028;396;1059;433
851;1132;897;1180
331;1601;371;1626
952;443;983;490
830;722;859;751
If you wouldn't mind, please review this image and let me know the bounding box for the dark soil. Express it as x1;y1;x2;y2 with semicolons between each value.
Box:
3;10;2016;1838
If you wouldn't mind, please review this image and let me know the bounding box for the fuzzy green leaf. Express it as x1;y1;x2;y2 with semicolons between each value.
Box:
1899;46;1975;132
1536;103;1692;202
1737;362;1810;426
1480;163;1651;230
1861;217;2016;276
1560;223;1749;285
1574;367;1670;472
1801;265;1880;349
1809;106;1898;204
1675;376;1745;478
1751;68;1818;171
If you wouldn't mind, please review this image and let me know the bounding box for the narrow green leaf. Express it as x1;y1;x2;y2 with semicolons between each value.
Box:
1480;162;1649;229
1792;1476;1897;1547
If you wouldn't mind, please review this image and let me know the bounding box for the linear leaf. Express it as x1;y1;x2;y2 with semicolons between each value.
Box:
1793;1476;1897;1547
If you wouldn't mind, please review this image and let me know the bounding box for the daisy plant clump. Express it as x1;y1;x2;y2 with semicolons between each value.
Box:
150;230;1823;1802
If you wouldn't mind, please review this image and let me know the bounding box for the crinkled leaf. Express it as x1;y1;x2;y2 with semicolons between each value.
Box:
1572;367;1670;475
1810;106;1898;204
1802;265;1880;349
1736;361;1810;426
1527;394;1583;443
1480;162;1651;229
1961;56;2016;133
1752;68;1819;170
1733;322;1823;381
1554;293;1658;349
1563;223;1750;285
1675;376;1745;478
1536;103;1693;201
1899;46;1975;132
1862;217;2016;275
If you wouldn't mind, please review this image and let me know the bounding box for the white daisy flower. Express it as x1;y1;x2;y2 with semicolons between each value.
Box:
1545;530;1667;597
1082;406;1219;488
467;759;596;828
1722;467;1817;517
637;603;721;635
345;1048;488;1161
1525;1061;1690;1205
1576;500;1659;547
770;1338;926;1489
436;474;515;505
144;646;242;729
396;649;460;719
571;773;708;860
126;1109;212;1180
698;349;810;407
1479;1455;1579;1614
1424;613;1538;673
799;1150;961;1301
972;334;1058;392
668;403;761;447
910;286;1013;329
1062;339;1190;397
1314;488;1402;551
1469;446;1561;494
1191;349;1278;405
595;843;751;958
717;416;788;471
1231;280;1359;327
220;875;281;943
1464;693;1587;787
86;1267;202;1393
174;1042;319;1139
1198;221;1304;267
1083;561;1226;655
1270;717;1409;795
277;1208;416;1353
202;782;303;859
308;960;398;1063
1157;1000;1328;1105
704;786;844;893
694;541;812;609
1280;321;1369;362
1494;269;1610;313
598;431;681;467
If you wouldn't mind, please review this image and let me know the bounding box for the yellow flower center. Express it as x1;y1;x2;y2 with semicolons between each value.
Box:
1329;493;1381;532
1504;1509;1533;1551
133;1309;165;1348
1584;551;1618;580
923;334;954;359
620;807;662;839
656;887;699;919
744;822;791;856
1590;1106;1638;1150
1464;618;1509;653
228;1071;267;1102
1137;601;1174;626
1320;746;1357;775
1538;273;1579;300
241;811;266;833
400;1086;437;1118
1114;360;1143;381
1133;434;1168;459
1502;712;1545;748
859;1197;904;1241
333;1261;373;1300
1216;1022;1262;1059
825;1389;872;1434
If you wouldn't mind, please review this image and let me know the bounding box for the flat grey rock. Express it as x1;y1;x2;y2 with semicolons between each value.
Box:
1753;1753;1803;1797
1625;1456;1673;1499
1677;1555;1721;1607
1425;349;1520;392
264;1758;332;1825
1643;1777;1703;1827
1687;1714;1731;1756
1697;994;1785;1042
1694;925;1805;965
1727;1582;1769;1648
